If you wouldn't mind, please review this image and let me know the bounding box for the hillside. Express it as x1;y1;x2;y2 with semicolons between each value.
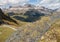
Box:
0;8;18;25
40;20;60;42
5;7;60;42
0;6;60;42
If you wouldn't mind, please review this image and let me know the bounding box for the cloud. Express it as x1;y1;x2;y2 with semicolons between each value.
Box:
0;0;29;5
40;0;60;4
0;0;60;9
0;0;7;5
47;3;60;9
8;0;29;4
37;0;60;9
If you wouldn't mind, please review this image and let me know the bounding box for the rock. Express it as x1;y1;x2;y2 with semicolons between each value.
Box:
0;8;18;25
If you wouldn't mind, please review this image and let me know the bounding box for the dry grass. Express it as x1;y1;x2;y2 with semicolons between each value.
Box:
1;13;60;42
40;20;60;42
0;27;15;42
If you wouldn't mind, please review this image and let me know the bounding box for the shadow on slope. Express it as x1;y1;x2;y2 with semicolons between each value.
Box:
7;12;15;16
0;8;18;25
13;10;45;22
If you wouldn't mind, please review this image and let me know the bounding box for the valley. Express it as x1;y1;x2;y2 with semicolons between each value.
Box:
0;5;60;42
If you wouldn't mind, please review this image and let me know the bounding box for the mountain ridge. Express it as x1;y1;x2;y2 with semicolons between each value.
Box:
0;8;18;25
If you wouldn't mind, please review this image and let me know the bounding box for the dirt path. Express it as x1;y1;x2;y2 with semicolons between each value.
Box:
1;25;17;31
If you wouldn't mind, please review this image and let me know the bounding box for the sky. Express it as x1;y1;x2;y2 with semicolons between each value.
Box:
0;0;40;9
0;0;60;9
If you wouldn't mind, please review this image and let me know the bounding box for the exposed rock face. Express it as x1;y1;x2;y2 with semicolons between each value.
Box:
0;8;17;25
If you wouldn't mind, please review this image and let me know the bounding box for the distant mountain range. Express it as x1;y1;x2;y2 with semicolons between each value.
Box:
3;4;55;14
2;4;60;23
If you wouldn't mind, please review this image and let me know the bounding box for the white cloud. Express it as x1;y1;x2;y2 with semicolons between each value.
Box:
37;0;60;9
0;0;60;9
0;0;29;5
40;0;60;4
47;3;60;9
8;0;29;4
40;0;51;4
0;0;7;5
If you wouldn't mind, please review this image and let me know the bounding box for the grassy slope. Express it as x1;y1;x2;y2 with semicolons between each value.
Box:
1;13;60;42
1;16;60;42
40;20;60;42
0;27;14;42
16;16;60;42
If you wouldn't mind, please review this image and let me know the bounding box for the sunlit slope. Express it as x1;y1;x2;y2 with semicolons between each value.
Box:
40;20;60;42
0;27;15;42
5;12;60;42
2;7;60;42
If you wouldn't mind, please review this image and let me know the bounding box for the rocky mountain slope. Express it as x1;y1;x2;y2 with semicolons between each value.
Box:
2;6;60;42
0;5;60;42
0;8;18;25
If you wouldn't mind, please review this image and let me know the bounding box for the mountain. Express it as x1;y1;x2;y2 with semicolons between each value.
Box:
1;3;60;42
0;8;18;25
4;5;54;15
3;5;55;23
4;5;60;42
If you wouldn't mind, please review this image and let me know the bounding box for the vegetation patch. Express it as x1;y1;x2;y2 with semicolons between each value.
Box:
0;27;14;42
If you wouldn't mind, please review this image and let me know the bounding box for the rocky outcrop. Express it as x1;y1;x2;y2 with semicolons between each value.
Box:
0;8;18;25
